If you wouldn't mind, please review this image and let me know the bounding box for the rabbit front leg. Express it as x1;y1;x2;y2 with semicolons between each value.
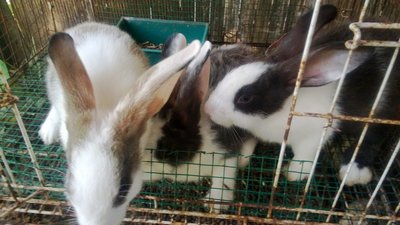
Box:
284;135;321;181
204;156;238;213
338;124;390;186
39;106;61;145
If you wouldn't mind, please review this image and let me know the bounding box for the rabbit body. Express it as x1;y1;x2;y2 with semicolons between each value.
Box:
205;5;400;186
143;36;257;212
39;22;201;225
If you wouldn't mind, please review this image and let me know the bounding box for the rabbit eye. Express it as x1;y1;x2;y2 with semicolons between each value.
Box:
237;95;254;104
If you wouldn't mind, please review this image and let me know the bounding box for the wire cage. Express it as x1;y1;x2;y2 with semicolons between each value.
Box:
1;0;400;224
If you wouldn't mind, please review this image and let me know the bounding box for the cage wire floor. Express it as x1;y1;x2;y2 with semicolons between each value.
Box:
0;54;399;224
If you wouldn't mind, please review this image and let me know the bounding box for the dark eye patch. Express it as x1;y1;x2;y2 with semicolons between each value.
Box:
233;70;293;116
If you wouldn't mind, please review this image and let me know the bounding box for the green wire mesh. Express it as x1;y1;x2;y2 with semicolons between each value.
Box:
1;0;400;224
1;56;399;224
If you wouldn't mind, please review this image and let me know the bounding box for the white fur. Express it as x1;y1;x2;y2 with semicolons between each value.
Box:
339;162;372;186
67;125;143;225
205;62;338;181
39;22;186;225
40;22;148;148
187;41;211;73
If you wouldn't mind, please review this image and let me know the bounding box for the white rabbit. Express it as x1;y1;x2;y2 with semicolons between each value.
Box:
39;22;201;225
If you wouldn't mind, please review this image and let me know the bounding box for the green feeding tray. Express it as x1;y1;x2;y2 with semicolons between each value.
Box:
117;17;208;65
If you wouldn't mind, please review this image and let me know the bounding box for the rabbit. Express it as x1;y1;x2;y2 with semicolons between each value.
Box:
144;33;258;212
38;22;201;225
204;4;400;186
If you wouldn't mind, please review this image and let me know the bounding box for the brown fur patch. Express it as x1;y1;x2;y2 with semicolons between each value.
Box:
49;33;95;112
111;106;146;207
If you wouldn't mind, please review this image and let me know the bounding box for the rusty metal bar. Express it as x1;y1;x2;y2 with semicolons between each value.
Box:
295;51;360;221
0;190;43;218
0;165;18;203
0;71;17;184
129;207;339;225
0;70;45;186
292;112;400;126
0;182;65;192
267;0;324;218
356;137;400;225
346;22;400;50
2;195;398;222
387;202;400;225
294;1;373;220
326;20;400;225
346;40;400;48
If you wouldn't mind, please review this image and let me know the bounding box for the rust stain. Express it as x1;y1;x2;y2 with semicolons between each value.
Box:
292;111;400;126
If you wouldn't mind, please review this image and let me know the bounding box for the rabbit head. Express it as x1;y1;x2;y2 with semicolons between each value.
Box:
204;4;373;137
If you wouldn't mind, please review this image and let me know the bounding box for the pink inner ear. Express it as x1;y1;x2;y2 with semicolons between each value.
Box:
198;58;211;102
301;49;370;87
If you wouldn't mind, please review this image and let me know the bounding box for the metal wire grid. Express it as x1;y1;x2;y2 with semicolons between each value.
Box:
0;0;400;224
0;62;398;223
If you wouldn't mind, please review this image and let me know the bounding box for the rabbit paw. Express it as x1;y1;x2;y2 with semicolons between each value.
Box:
339;163;372;186
39;109;60;145
283;161;312;181
39;121;59;145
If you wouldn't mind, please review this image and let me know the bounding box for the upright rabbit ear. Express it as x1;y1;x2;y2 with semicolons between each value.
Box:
282;45;373;87
170;41;212;126
48;32;95;139
161;33;187;59
266;4;337;62
112;40;201;128
177;41;212;105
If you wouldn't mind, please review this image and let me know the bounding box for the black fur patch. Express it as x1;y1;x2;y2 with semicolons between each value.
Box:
233;66;293;116
155;112;202;166
211;124;252;155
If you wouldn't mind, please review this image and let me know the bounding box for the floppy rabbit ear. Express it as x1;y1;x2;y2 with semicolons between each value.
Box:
266;4;337;62
48;32;95;139
159;33;188;114
113;40;201;127
283;46;373;87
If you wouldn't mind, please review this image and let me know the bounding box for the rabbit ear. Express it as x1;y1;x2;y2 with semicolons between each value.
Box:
48;32;95;138
170;41;212;126
159;33;188;114
161;33;187;58
283;46;372;87
112;40;201;128
177;41;212;104
266;4;337;62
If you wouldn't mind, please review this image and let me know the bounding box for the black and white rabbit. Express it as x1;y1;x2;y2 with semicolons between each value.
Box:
38;22;201;225
144;33;258;212
205;5;400;186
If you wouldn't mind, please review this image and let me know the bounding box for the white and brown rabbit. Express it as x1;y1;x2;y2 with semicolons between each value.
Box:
205;5;400;186
144;33;258;212
38;22;201;225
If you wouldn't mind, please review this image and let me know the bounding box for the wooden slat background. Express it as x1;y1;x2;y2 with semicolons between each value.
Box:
1;0;399;73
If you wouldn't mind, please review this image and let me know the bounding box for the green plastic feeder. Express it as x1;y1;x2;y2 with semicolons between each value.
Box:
117;17;208;65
